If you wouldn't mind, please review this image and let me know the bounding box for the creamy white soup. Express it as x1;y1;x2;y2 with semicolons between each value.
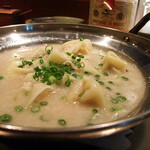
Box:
0;39;146;127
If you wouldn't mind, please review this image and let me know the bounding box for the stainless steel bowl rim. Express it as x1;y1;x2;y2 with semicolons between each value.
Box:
0;23;150;138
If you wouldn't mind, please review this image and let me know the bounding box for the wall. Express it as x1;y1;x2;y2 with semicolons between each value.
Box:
0;0;90;24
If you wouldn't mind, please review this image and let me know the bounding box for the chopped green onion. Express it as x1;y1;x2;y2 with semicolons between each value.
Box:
111;98;118;104
18;60;33;68
31;105;40;113
28;61;33;66
121;96;127;101
103;72;109;76
49;76;56;84
45;45;53;55
94;66;99;70
15;105;24;112
99;63;103;67
58;119;66;126
60;96;66;100
39;58;44;64
40;101;48;106
18;65;24;68
80;62;85;68
117;76;128;81
65;52;71;56
65;79;71;87
84;71;90;76
95;75;100;79
116;93;121;95
78;74;83;79
80;38;83;41
24;91;29;96
97;81;104;85
77;54;84;58
92;109;98;114
72;73;77;78
106;87;111;91
108;81;114;84
78;93;82;97
0;76;4;80
77;58;81;62
72;55;76;59
111;106;123;112
0;114;12;123
87;122;94;126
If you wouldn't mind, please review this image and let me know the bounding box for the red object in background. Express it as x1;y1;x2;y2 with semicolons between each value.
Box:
103;0;115;10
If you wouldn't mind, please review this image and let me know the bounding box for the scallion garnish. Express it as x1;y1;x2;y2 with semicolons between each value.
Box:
97;80;104;85
111;95;127;104
18;60;33;68
39;58;44;64
117;76;128;81
65;79;71;87
78;93;82;97
95;75;100;79
106;87;111;91
111;106;123;112
77;54;84;58
108;81;114;84
0;76;4;80
31;105;40;113
92;109;98;114
80;38;83;41
78;74;83;79
0;114;12;123
40;101;48;106
15;105;24;112
45;45;53;55
24;91;29;96
94;66;99;70
72;73;77;78
116;93;121;95
72;55;76;59
99;63;103;67
60;96;66;100
103;72;109;76
65;52;71;56
58;119;66;126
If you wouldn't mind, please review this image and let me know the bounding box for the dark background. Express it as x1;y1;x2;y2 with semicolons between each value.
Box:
0;0;90;26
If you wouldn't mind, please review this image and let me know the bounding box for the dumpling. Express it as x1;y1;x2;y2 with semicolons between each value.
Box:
67;77;104;107
6;61;34;79
101;51;127;72
45;50;70;63
25;83;54;106
71;59;99;75
62;39;93;54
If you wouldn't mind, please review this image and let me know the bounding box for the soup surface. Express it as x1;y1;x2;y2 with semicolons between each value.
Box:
0;39;146;127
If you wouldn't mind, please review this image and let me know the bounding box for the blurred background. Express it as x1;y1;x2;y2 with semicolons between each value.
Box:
0;0;90;26
0;0;149;32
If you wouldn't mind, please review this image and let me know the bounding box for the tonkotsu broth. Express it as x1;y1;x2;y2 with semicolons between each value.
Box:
0;40;146;128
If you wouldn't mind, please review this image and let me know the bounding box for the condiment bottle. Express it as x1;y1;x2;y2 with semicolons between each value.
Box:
89;0;138;31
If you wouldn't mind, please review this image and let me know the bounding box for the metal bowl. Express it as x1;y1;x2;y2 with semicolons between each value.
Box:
0;23;150;139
